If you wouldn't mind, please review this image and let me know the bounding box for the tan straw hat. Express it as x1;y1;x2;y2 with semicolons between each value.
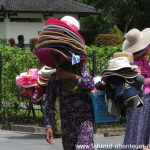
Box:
113;51;134;64
104;57;132;71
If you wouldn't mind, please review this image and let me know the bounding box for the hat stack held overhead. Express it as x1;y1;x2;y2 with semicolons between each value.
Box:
34;16;87;68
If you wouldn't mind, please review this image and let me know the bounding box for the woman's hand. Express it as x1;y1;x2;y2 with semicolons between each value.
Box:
45;127;54;144
55;70;80;81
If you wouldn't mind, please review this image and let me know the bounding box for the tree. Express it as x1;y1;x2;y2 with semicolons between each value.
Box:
76;0;115;44
95;0;150;32
76;0;150;35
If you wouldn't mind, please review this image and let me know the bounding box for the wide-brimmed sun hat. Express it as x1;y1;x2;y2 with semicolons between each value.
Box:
34;47;87;68
34;48;72;68
122;28;150;54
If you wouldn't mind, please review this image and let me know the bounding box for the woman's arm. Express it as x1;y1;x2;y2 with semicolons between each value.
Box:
77;63;94;90
44;76;57;144
44;79;56;127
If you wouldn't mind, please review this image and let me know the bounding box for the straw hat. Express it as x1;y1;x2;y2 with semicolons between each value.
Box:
34;48;72;68
38;66;56;86
102;57;138;79
38;66;56;78
122;28;150;53
103;57;132;71
113;51;134;64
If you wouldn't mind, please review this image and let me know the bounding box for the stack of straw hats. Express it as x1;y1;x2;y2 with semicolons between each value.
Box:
33;16;87;68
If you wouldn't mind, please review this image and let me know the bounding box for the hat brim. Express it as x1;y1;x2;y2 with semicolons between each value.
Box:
102;72;137;79
133;47;149;58
34;48;71;68
19;84;37;88
39;75;49;81
38;66;56;77
102;66;132;72
38;77;48;86
102;68;138;79
35;38;86;56
44;18;84;42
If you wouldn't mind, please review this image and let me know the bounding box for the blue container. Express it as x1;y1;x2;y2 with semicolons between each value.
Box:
89;92;120;123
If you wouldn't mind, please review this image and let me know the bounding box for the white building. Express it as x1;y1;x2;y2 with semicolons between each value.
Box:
0;0;99;44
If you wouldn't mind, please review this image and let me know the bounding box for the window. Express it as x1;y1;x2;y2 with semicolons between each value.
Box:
0;18;4;22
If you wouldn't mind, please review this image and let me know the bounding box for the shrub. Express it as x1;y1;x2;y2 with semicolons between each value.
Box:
0;44;38;104
110;25;124;37
86;45;121;75
95;34;124;46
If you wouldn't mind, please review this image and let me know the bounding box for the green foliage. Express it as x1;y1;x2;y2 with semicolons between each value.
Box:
78;0;150;39
95;0;150;32
86;45;121;75
0;44;38;103
95;34;123;47
110;25;124;37
0;37;7;45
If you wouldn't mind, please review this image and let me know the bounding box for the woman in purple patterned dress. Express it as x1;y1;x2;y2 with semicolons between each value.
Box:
122;28;150;150
44;52;94;150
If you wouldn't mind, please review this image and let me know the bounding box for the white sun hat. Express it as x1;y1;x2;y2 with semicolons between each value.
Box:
122;28;150;53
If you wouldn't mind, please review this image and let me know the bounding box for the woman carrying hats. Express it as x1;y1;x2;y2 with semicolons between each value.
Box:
122;28;150;150
34;16;94;150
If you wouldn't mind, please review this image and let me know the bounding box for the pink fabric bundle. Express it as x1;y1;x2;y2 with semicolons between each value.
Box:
135;58;150;94
16;69;39;87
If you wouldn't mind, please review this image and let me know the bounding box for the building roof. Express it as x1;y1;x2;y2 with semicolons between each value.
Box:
0;0;100;15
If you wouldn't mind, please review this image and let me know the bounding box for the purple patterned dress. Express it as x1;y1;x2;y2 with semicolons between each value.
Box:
123;58;150;149
44;63;94;150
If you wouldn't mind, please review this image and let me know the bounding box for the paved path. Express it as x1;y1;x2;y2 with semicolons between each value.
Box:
0;130;124;150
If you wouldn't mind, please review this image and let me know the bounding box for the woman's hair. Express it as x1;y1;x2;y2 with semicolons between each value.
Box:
18;35;24;42
8;38;16;47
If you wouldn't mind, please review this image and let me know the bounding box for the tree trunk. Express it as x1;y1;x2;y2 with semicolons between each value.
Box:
124;15;134;33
